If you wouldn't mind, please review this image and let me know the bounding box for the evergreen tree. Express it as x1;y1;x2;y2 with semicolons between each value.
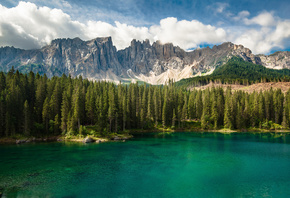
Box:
162;96;168;128
42;97;50;134
211;99;218;129
23;100;31;136
224;87;233;129
172;108;176;128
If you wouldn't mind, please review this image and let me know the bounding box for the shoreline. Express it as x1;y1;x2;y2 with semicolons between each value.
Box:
0;134;133;145
128;128;290;134
1;129;290;145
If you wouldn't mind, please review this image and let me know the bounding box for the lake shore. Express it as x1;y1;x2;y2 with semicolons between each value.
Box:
1;129;290;145
128;128;290;134
0;133;133;144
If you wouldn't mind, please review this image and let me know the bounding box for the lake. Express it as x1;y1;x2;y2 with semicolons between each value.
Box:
1;132;290;197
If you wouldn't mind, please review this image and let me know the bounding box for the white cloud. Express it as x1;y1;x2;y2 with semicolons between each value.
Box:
233;11;250;21
208;2;230;15
0;2;85;49
244;11;276;27
0;2;227;51
215;3;229;14
0;2;290;55
150;17;226;49
234;12;290;54
86;21;152;49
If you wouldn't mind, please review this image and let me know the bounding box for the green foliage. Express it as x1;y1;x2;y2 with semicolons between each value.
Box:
0;68;290;138
176;57;290;88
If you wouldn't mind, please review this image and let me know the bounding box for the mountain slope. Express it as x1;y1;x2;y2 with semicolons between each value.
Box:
0;37;290;84
176;57;290;88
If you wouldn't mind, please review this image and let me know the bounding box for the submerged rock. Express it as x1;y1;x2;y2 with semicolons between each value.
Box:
83;137;95;143
112;136;121;141
112;136;130;141
16;139;27;144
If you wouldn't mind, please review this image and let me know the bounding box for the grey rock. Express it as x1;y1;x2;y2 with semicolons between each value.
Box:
112;136;129;141
0;37;289;84
83;137;95;143
16;139;27;144
112;136;122;141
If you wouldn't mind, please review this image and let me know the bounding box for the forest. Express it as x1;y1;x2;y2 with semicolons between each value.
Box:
0;67;290;138
176;57;290;88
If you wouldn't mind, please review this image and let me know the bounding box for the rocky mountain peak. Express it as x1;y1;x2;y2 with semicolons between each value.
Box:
50;37;83;48
0;37;289;84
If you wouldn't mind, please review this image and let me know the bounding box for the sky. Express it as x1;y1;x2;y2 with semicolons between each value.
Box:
0;0;290;54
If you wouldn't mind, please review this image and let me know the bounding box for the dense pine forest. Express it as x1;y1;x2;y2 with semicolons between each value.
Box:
1;67;290;138
176;57;290;88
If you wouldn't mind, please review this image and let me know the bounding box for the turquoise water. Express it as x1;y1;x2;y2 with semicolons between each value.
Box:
1;132;290;197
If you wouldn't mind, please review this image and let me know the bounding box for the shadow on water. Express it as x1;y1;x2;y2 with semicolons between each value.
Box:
133;131;290;144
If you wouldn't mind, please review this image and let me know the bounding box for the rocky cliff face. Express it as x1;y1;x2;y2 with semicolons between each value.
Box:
0;37;123;81
258;51;290;69
0;37;289;84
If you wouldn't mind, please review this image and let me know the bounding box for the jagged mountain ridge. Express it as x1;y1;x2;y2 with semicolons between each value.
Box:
0;37;289;84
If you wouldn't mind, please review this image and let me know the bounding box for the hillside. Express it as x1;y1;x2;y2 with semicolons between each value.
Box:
176;57;290;88
192;82;290;93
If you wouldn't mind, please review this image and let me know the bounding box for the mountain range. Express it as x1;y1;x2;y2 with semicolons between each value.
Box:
0;37;290;84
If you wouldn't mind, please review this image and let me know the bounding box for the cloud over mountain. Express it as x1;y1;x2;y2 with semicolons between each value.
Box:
0;1;290;54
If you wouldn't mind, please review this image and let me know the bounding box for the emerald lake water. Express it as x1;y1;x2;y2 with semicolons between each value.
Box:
1;132;290;198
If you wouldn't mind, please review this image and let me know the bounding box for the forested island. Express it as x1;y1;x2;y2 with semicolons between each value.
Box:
1;64;290;143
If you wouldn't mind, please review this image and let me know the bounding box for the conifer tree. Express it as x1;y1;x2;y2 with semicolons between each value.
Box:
153;88;159;126
61;89;71;132
172;108;176;128
224;87;233;129
42;97;50;134
122;94;127;131
23;100;31;136
282;97;288;128
211;99;218;129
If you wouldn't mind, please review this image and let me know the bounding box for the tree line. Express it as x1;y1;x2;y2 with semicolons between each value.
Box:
0;68;290;137
176;57;290;88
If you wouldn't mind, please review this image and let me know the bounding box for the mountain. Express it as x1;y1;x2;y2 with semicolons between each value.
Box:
176;57;290;88
0;37;290;84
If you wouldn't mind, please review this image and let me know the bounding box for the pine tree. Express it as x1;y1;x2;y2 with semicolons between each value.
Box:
211;99;218;129
54;114;60;135
122;94;127;131
224;87;233;129
188;92;196;119
147;86;153;122
172;108;176;128
85;87;96;124
23;100;31;136
153;88;159;127
61;89;71;132
162;97;168;128
108;84;116;132
0;93;6;137
195;90;203;119
282;97;288;128
140;86;147;128
42;97;50;134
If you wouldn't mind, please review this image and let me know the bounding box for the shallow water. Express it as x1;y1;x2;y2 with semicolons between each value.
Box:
1;132;290;197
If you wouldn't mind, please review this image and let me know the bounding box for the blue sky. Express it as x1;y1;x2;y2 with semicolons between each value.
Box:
0;0;290;54
2;0;289;26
